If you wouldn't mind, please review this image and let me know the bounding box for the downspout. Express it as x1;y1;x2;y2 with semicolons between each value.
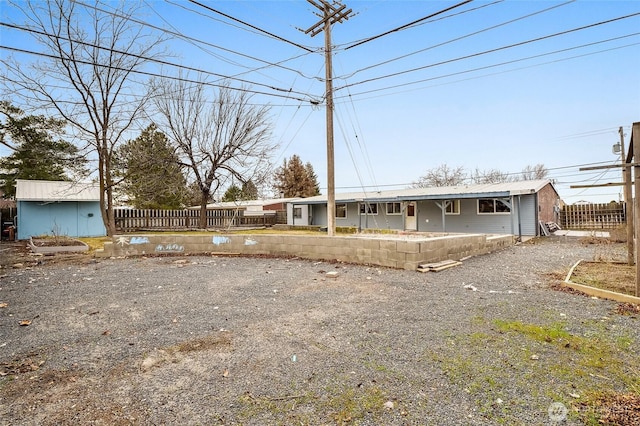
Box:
517;195;522;241
365;202;369;229
441;201;446;233
401;202;405;231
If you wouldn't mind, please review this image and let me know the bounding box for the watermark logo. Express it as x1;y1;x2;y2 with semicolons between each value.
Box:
548;402;568;422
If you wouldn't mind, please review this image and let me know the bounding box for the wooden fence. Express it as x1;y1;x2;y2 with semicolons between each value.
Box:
114;208;278;232
559;202;626;230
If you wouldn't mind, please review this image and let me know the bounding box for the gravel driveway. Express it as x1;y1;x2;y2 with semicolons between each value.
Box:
0;237;638;425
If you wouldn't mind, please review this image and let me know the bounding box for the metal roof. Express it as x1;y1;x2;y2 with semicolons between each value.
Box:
16;180;101;202
292;180;556;205
198;197;302;210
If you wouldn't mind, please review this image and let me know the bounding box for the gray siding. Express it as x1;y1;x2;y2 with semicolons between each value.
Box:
511;194;537;236
306;194;539;236
416;199;512;234
313;202;405;230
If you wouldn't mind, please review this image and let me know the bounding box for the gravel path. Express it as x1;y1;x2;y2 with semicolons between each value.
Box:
0;237;637;425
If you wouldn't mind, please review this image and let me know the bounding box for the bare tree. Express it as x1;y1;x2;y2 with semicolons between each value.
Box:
152;78;275;228
521;163;548;181
470;168;513;184
1;0;165;235
413;164;466;188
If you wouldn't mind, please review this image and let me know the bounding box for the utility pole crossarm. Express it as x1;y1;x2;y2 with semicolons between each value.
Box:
304;1;352;37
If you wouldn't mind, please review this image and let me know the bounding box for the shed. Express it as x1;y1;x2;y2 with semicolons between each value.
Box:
287;180;560;237
15;179;106;240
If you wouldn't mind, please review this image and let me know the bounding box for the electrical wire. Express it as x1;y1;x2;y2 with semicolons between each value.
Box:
337;0;574;80
74;0;320;80
0;22;314;99
344;0;474;50
335;12;640;91
0;44;313;103
186;0;315;53
333;37;639;101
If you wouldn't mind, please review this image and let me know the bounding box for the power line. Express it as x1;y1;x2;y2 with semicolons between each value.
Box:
0;45;313;103
335;12;640;91
0;21;315;100
337;0;574;80
73;0;319;80
186;0;315;53
344;0;474;50
333;35;639;101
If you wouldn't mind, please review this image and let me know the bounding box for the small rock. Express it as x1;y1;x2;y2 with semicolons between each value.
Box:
326;271;339;278
530;355;539;360
570;393;580;399
12;263;23;269
384;401;394;410
495;398;503;404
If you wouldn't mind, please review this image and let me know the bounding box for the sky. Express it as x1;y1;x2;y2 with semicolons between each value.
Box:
1;0;639;204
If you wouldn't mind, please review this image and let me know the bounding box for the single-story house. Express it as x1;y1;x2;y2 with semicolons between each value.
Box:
200;197;301;224
287;179;560;237
15;179;106;240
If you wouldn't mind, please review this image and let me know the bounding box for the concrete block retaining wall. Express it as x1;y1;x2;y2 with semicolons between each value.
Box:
97;233;513;271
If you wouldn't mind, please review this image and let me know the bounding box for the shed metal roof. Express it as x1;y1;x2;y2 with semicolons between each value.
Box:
16;180;101;202
292;180;556;205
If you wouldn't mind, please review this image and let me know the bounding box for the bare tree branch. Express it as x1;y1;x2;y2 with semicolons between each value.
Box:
152;76;276;228
1;0;166;235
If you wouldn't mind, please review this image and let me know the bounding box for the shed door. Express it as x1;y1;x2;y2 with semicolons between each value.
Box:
405;202;417;231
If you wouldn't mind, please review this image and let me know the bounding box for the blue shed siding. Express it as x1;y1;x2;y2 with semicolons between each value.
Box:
17;201;106;240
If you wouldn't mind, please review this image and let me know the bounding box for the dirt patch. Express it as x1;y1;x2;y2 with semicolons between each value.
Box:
571;261;636;296
30;237;86;247
577;392;640;426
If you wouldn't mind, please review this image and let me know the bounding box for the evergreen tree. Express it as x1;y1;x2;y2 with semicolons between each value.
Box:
0;101;85;198
116;124;188;209
273;155;321;197
222;185;243;202
241;180;259;200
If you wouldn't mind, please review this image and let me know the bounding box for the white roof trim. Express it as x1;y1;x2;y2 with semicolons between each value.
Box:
292;180;556;204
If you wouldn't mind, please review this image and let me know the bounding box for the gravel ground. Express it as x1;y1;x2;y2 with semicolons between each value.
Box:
0;237;638;425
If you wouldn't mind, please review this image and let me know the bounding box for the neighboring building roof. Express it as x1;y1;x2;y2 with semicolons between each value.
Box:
292;180;557;205
203;197;302;210
15;179;101;202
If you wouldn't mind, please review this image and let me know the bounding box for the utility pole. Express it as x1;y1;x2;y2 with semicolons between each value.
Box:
633;122;640;296
620;126;634;266
304;0;352;237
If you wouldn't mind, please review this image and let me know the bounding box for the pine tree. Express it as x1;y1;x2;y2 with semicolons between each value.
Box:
222;185;243;202
116;124;188;209
0;101;85;198
273;155;321;197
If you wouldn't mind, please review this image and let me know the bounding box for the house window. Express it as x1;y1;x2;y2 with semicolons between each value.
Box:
445;200;460;215
293;207;302;219
335;203;347;218
478;198;511;214
386;202;402;215
359;202;378;215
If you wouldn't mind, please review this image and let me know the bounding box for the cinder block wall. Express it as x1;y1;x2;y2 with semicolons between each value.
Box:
98;233;513;270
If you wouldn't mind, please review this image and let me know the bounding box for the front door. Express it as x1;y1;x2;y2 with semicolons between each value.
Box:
405;202;417;231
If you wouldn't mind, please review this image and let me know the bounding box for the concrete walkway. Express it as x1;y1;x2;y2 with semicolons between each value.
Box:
553;230;610;238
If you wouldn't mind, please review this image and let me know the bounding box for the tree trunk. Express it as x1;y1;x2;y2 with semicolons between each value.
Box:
199;191;209;229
